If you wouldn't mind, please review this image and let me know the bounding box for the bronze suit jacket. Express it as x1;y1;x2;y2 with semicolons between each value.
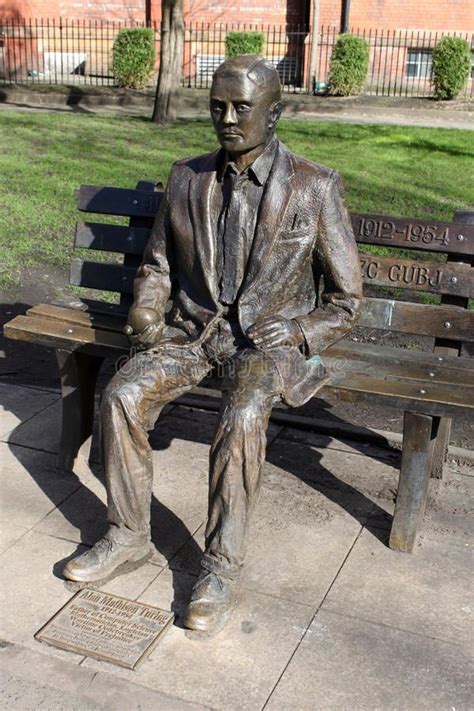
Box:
132;139;363;407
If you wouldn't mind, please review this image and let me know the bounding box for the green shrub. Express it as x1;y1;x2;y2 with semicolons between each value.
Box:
112;28;155;90
432;36;471;100
225;31;265;57
328;34;369;96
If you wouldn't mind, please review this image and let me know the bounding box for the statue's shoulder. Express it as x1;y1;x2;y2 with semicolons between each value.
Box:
279;142;336;184
169;150;220;178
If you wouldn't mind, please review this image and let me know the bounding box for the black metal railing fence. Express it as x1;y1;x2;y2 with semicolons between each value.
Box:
0;18;472;98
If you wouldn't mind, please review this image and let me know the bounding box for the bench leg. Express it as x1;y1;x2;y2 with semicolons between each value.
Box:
430;416;450;480
389;412;435;553
56;349;103;472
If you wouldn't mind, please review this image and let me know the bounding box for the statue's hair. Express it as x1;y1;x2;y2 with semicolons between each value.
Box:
212;55;281;103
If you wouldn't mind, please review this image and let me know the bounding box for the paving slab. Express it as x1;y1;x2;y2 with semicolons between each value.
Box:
422;472;474;547
0;443;82;531
6;395;177;463
168;454;363;607
0;671;101;711
161;405;282;445
98;560;165;600
34;420;209;565
5;399;62;454
83;567;314;711
322;527;474;650
34;475;108;546
84;672;211;710
265;439;397;529
0;522;29;555
0;383;58;440
242;473;361;606
0;642;205;710
0;643;94;698
147;419;212;567
265;609;474;711
280;425;400;465
0;529;86;660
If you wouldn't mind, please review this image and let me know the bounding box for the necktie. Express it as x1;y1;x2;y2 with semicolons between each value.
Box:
220;171;242;305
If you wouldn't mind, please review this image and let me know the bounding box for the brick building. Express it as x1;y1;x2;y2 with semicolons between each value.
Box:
2;0;473;31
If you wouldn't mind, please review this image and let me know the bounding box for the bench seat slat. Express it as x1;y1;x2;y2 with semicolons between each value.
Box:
324;344;474;386
75;222;151;255
4;315;129;355
77;185;163;219
19;307;474;389
70;259;137;294
324;384;470;420
27;304;127;333
353;213;474;256
359;297;474;341
327;372;473;418
360;252;472;298
5;310;473;420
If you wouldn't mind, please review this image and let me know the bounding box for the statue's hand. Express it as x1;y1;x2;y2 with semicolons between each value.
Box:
124;307;164;349
247;317;305;350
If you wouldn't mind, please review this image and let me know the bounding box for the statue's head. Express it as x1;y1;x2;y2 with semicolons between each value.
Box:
210;54;282;156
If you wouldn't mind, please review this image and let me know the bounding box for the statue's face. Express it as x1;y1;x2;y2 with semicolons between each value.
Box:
210;73;277;155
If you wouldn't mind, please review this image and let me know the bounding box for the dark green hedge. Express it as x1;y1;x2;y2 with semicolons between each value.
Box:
328;34;369;96
225;31;265;57
112;28;155;90
432;36;471;100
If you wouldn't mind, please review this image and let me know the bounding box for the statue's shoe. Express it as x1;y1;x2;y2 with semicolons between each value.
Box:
63;535;151;583
183;571;237;635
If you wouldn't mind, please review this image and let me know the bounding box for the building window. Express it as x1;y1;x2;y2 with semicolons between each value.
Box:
406;49;432;79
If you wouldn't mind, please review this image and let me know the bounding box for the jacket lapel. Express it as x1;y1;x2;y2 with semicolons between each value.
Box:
241;142;295;294
188;150;220;301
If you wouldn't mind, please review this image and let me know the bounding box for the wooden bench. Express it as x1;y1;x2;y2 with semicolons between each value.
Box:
4;180;474;554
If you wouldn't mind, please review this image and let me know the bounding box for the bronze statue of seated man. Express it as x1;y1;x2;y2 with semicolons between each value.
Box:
64;54;362;636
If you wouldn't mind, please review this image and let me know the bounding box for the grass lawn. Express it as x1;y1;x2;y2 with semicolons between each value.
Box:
1;110;473;295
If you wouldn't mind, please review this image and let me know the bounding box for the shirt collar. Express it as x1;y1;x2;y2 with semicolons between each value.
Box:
217;136;278;185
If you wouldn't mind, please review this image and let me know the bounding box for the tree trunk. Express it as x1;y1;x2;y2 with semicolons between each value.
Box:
152;0;184;124
307;0;319;92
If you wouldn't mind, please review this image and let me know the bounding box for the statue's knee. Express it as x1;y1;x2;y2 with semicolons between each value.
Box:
222;395;264;430
101;378;142;418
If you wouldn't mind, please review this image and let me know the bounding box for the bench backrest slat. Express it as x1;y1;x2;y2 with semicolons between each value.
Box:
359;252;472;298
352;213;474;256
75;222;151;255
77;185;163;219
70;259;136;294
359;297;474;341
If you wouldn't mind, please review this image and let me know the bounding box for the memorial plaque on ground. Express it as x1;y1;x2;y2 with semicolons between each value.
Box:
35;588;174;669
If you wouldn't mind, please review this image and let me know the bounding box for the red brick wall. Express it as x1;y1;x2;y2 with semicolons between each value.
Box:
181;0;304;26
349;0;474;32
1;0;473;31
0;0;147;23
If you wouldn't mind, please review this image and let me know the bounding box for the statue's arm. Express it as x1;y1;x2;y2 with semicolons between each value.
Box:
126;179;175;345
294;171;363;356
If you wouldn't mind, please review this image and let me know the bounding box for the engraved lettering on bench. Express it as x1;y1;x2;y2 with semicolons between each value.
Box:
360;257;380;279
357;217;450;246
387;263;442;287
358;218;397;240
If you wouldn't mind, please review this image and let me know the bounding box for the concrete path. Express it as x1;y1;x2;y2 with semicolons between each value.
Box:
0;380;473;710
1;87;472;129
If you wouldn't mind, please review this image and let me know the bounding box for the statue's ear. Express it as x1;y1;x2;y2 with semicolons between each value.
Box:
269;101;283;129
